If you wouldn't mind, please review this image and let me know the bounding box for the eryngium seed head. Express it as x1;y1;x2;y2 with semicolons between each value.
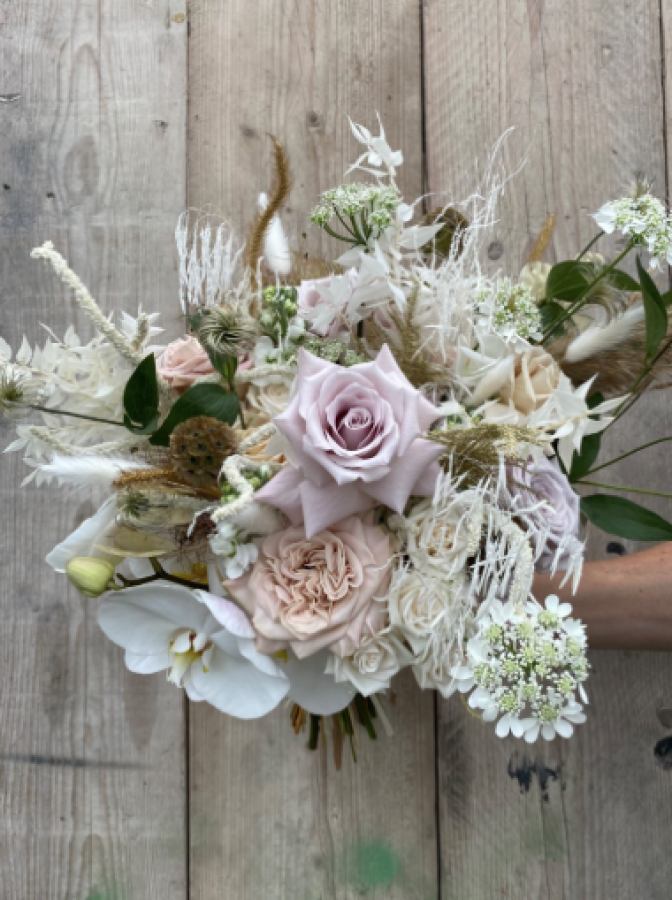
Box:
0;366;44;420
197;306;258;357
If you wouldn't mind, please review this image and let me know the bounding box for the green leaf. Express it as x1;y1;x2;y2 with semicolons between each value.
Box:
123;354;160;433
609;269;640;292
636;256;668;361
567;392;604;481
545;261;589;302
661;289;672;308
149;383;240;446
580;494;672;541
539;301;566;333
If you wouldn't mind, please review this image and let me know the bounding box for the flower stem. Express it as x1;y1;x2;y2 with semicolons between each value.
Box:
322;223;358;245
576;230;604;261
117;559;205;590
582;434;672;476
28;405;125;428
542;243;633;342
575;479;672;499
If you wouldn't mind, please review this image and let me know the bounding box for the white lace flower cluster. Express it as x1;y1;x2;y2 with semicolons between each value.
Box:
311;183;399;235
462;596;588;742
477;278;541;343
593;193;672;268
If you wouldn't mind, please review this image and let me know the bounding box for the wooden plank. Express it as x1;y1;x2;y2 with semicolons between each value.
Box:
424;0;672;896
187;2;438;898
0;2;188;898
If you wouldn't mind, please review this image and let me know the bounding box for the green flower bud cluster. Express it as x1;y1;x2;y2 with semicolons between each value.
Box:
299;335;367;367
310;182;399;246
261;285;298;343
220;465;273;504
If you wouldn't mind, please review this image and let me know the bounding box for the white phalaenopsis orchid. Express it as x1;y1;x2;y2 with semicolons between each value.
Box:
98;581;290;718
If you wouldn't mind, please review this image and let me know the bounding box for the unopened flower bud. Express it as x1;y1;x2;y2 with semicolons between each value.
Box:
66;557;116;598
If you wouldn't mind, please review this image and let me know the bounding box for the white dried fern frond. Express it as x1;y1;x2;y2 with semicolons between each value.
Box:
176;210;244;313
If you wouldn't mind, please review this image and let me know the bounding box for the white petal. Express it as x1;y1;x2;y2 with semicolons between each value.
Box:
46;497;118;572
541;723;557;741
190;647;288;719
523;723;540;743
554;718;574;739
193;589;256;639
284;650;356;715
125;650;170;674
495;715;512;738
99;599;178;654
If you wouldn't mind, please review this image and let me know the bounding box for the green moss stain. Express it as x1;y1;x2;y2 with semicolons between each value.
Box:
351;840;400;890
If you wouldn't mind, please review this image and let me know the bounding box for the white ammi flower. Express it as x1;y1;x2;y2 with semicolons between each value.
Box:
98;582;289;718
462;595;589;742
593;193;672;269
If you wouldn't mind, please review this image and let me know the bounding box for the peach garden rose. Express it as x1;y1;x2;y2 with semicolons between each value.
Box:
157;336;215;392
226;514;393;659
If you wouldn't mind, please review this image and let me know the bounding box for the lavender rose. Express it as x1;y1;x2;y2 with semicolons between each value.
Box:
225;514;392;659
256;345;444;535
513;455;580;569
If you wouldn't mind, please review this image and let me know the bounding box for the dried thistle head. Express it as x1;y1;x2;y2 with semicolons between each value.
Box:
197;305;258;357
0;366;44;420
170;416;239;488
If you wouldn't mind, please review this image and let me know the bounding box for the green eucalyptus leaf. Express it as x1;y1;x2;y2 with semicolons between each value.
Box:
149;383;240;446
580;494;672;541
545;260;589;302
123;353;160;432
636;256;668;361
609;269;640;292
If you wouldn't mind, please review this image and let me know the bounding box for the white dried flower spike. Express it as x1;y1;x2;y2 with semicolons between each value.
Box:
462;595;589;743
592;193;672;269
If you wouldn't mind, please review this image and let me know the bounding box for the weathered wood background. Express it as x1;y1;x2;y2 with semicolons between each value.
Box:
1;1;672;897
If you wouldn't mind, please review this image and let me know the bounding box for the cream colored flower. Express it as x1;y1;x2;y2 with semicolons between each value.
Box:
388;569;445;654
499;347;561;418
245;378;292;427
326;628;413;696
519;261;551;302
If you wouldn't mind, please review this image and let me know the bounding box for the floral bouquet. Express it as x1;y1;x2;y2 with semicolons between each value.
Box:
5;119;672;757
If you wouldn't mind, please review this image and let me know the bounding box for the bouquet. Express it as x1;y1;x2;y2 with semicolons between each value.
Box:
4;118;672;757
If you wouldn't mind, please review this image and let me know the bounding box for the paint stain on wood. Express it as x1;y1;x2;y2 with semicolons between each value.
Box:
349;840;400;890
507;752;561;801
654;736;672;770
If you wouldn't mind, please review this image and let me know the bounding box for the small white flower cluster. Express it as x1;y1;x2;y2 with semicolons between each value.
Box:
462;596;589;742
477;278;541;343
311;183;399;236
208;521;258;580
593;193;672;268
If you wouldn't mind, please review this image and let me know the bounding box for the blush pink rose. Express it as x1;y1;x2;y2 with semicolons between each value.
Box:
226;515;392;658
157;336;215;393
256;345;444;536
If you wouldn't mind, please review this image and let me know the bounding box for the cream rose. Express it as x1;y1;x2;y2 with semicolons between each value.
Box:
226;514;393;658
245;379;292;427
499;347;561;417
157;336;215;393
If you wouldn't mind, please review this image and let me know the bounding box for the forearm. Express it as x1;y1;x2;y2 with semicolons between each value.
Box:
533;542;672;650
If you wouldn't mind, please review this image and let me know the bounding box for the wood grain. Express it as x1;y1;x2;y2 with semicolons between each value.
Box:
424;1;672;897
0;2;188;898
187;3;438;898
